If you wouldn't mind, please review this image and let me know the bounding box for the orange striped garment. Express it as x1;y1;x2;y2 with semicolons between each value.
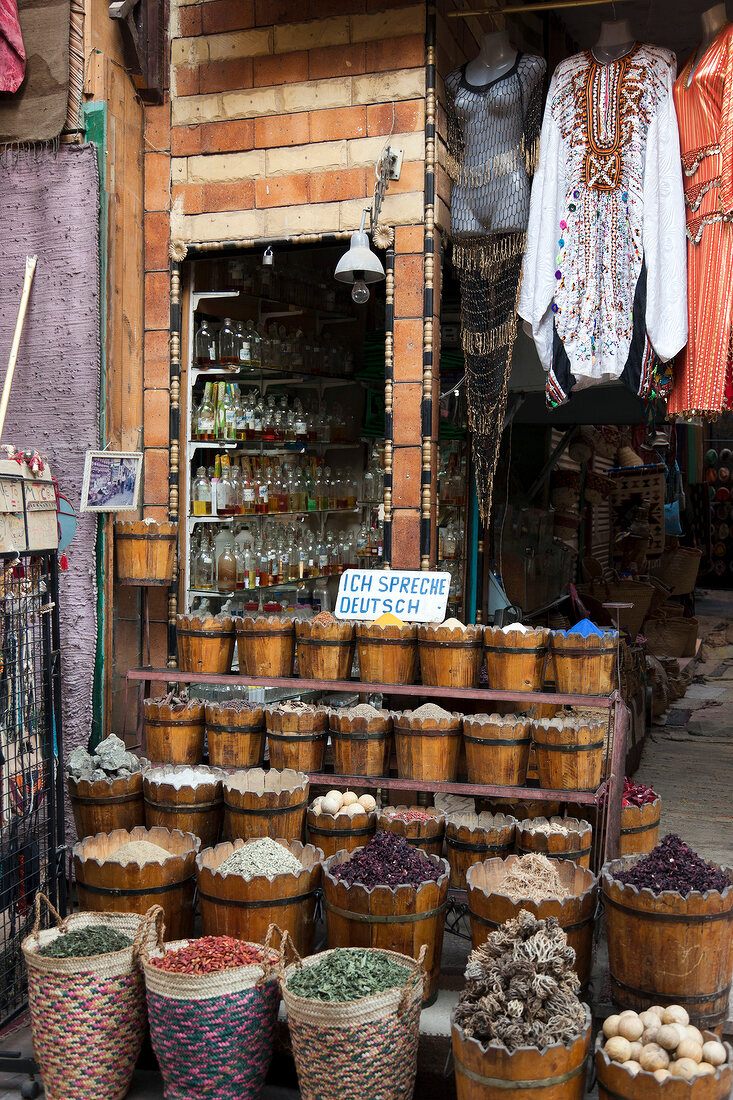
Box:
669;22;733;419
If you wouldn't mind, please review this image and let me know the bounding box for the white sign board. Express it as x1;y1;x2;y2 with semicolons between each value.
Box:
335;569;450;623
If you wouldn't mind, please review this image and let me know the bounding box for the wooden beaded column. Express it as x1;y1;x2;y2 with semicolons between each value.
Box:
421;4;439;569
383;246;395;567
168;259;182;667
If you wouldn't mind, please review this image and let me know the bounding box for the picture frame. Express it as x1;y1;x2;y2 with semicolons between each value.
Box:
80;450;143;513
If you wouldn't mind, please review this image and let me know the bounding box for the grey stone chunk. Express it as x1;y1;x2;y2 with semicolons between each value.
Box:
116;768;131;778
90;769;108;781
68;747;93;773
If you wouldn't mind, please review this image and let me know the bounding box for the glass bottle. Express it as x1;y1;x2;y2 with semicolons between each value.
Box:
346;476;357;509
294;400;307;443
244;390;256;439
315;469;327;511
224;384;237;441
196;382;216;441
277;466;290;513
217;457;236;517
253;394;264;439
248;322;261;368
241;464;256;515
234;531;246;590
325;467;337;510
270;327;281;370
219;318;238;368
258;548;271;588
196;527;215;590
267;466;279;514
230;463;244;515
244;546;257;589
236;321;250;368
233;385;246;441
262;395;276;442
194;318;217;368
217;532;237;593
192;467;212;516
336;476;348;510
255;467;268;514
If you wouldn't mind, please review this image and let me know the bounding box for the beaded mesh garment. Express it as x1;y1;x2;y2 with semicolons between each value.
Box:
446;52;545;521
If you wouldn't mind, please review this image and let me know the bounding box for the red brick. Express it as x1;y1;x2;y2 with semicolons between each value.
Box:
255;0;301;23
309;42;365;80
144;447;170;504
310;105;366;143
394;318;423;380
145;271;171;330
308;0;365;15
178;3;202;35
172;182;204;215
392;446;421;507
200;119;254;153
175;65;199;96
200;57;254;94
367;98;424;136
144;330;171;389
385;160;424;195
254;51;308;87
393;382;422;443
366;34;424;72
143;390;170;449
255;174;308;208
145;104;171;151
144;211;170;270
202;0;255;33
144;152;171;211
171;124;201;156
202;180;256;212
309;167;366;204
254;112;309;148
394;254;423;317
391;508;420;568
395;224;423;253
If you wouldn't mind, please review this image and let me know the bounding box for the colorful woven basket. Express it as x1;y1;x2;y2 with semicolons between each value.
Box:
281;939;426;1100
22;894;157;1100
143;926;281;1100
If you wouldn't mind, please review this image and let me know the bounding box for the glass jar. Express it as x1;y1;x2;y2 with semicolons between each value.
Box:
196;528;215;590
219;318;238;368
195;382;216;441
236;321;250;368
194;318;217;369
192;467;212;516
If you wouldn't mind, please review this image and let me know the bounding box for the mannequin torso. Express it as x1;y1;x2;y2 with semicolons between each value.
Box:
687;3;728;85
593;19;635;64
465;30;518;86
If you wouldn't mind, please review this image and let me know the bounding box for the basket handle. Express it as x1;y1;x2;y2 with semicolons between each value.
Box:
32;892;70;939
257;923;285;988
134;905;166;961
398;943;428;1015
277;928;304;982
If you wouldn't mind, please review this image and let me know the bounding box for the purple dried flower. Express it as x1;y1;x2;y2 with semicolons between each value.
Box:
614;834;731;898
332;830;442;888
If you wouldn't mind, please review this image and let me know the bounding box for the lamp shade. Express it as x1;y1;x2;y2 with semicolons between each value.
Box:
334;229;385;285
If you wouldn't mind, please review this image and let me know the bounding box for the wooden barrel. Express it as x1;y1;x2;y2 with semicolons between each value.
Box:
322;849;450;1002
295;619;354;680
484;626;549;692
467;857;597;988
533;718;605;792
236;615;294;678
355;622;418;684
550;629;617;695
462;714;532;786
452;1007;591;1100
196;838;322;956
266;705;328;772
602;858;733;1030
516;817;593;869
73;826;199;940
619;797;661;857
445;812;516;890
595;1032;733;1100
177;613;235;675
394;711;463;782
417;623;484;688
143;765;225;850
377;806;445;859
306;807;376;858
67;771;146;840
484;798;562;822
205;701;266;768
144;698;206;764
115;519;177;584
223;767;309;844
329;709;393;776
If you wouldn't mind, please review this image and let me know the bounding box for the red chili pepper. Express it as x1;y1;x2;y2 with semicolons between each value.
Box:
150;936;265;974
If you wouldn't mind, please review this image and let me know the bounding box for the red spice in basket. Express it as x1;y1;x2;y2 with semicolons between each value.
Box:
332;830;442;888
311;610;336;626
150;936;264;974
599;776;658;808
614;834;731;897
385;808;436;823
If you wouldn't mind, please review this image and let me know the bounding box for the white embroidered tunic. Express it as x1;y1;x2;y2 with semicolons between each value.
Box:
518;43;688;407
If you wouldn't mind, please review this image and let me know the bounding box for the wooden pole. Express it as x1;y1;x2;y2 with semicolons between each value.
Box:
0;255;38;442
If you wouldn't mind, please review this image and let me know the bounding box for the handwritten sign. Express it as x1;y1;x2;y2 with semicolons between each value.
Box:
335;568;450;623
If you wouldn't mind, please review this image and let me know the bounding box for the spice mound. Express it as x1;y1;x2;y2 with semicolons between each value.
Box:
311;610;337;626
218;837;303;880
332;831;442;888
145;767;218;790
108;840;171;865
287;948;409;1002
384;807;437;824
453;909;586;1052
67;733;142;783
406;703;453;723
440;616;465;630
501;853;570;902
342;703;382;719
613;833;730;897
37;925;133;958
150;936;263;974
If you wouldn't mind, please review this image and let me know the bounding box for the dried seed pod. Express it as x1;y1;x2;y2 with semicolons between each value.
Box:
603;1014;621;1039
640;1045;669;1072
605;1036;632;1063
663;1005;690;1027
657;1024;683;1051
628;1042;643;1062
676;1039;703;1064
670;1058;700;1080
617;1016;643;1042
702;1041;727;1067
653;1068;671;1082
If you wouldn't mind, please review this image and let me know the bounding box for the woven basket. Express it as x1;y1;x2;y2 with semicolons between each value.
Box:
281;938;426;1100
22;894;158;1100
649;545;703;595
143;925;282;1100
644;615;699;658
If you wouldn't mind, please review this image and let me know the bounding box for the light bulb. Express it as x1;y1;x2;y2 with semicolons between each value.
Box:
351;279;370;305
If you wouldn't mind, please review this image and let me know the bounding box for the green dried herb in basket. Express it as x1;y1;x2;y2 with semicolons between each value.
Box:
288;948;409;1002
37;925;132;958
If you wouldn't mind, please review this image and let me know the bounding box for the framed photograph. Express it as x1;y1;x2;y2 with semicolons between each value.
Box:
80;451;143;513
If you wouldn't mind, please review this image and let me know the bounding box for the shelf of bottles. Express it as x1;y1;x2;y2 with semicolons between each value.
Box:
438;440;468;617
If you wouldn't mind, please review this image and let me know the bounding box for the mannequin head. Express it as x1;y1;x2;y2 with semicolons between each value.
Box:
594;19;635;63
700;3;727;41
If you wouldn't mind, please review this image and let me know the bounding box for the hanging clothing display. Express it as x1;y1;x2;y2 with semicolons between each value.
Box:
668;23;733;420
446;52;545;521
518;44;688;409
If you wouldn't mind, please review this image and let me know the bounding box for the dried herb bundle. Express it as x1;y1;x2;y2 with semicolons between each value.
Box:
287;948;409;1002
37;925;132;958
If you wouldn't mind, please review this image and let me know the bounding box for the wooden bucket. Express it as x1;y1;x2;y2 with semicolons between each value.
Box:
533;718;605;792
595;1032;733;1100
322;849;450;1002
417;623;484;688
205;701;265;768
306;806;376;858
355;622;419;685
196;838;323;957
484;626;549;692
115;519;177;584
144;698;206;764
550;629;617;695
223;768;309;844
236;615;295;678
467;857;597;988
67;771;146;840
446;812;516;890
377;806;446;859
462;714;532;786
143;765;225;850
452;1008;591;1100
602;858;733;1030
329;709;393;777
516;817;592;869
177;613;235;675
295;619;354;680
73;826;199;940
619;797;661;857
266;705;328;772
393;710;463;783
